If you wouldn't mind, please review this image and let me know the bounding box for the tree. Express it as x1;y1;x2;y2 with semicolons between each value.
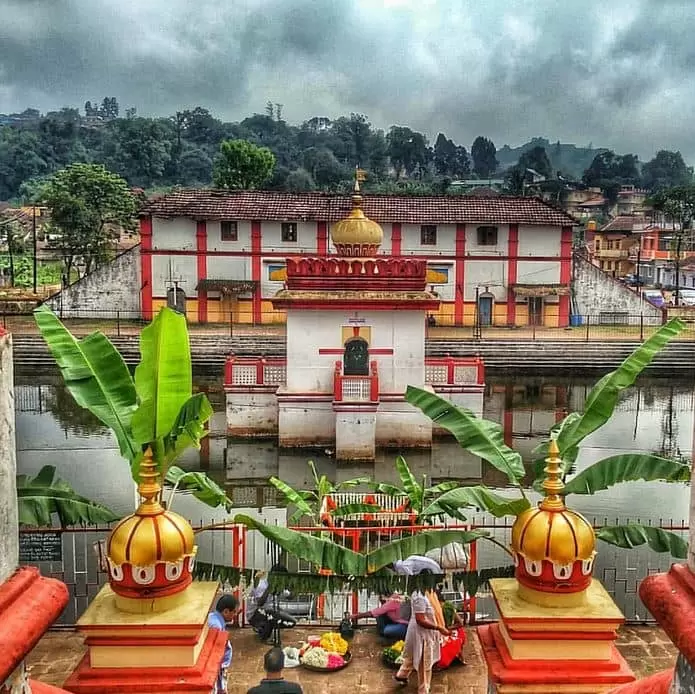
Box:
285;168;316;192
582;150;641;205
433;134;457;177
41;163;136;278
212;139;276;189
34;305;229;512
386;126;429;179
642;150;692;192
517;145;552;179
471;136;498;178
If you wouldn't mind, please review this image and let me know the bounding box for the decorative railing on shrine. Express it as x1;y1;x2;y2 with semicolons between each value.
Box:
319;492;415;526
333;360;379;402
224;356;286;387
424;356;485;386
285;256;428;291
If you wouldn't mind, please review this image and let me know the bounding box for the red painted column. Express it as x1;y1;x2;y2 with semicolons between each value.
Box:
507;224;519;326
317;221;328;255
139;216;153;320
251;221;262;324
196;220;207;323
559;225;573;327
455;223;466;325
391;223;402;256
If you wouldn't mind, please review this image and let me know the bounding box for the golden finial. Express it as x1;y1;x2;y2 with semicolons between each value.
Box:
539;439;566;511
136;447;164;516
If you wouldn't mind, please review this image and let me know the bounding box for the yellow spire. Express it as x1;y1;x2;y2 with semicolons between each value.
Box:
136;447;164;517
539;439;566;511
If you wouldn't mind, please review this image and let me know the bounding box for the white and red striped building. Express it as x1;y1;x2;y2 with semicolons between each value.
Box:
139;191;577;328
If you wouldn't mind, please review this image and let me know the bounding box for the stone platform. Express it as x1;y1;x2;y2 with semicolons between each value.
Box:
25;626;676;694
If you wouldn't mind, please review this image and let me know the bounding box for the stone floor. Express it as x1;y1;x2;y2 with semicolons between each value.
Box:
26;625;677;694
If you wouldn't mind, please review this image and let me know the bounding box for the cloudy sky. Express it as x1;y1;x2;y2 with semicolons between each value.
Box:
2;0;695;160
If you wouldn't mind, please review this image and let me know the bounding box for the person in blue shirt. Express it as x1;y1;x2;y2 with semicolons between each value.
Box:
208;594;240;694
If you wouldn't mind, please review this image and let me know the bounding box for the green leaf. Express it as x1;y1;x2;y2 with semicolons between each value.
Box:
165;466;232;512
421;486;531;519
554;319;685;473
596;524;687;558
17;466;120;526
161;393;214;468
563;454;691;495
406;386;525;486
425;481;460;496
269;476;316;519
395;456;423;512
373;483;407;497
33;305;138;462
331;503;383;517
131;308;192;458
366;529;489;573
233;514;366;575
335;477;371;490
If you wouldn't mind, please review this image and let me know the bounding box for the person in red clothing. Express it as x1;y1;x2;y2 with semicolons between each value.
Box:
350;592;409;641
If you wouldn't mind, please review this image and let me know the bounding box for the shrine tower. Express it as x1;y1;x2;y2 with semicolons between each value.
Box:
479;440;636;693
264;175;449;460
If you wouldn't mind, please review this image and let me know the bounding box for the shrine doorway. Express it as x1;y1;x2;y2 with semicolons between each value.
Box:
343;337;369;375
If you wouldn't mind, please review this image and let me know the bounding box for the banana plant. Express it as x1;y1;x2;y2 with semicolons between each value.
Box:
34;305;225;511
17;466;119;526
404;317;690;558
270;460;380;525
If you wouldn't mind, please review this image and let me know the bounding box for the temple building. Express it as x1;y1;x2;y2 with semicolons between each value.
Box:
138;189;577;328
224;179;485;460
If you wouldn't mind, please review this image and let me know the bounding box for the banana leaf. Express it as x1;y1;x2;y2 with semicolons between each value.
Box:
131;308;193;468
159;393;213;472
596;524;687;559
335;477;372;490
421;486;531;519
395;455;423;511
331;503;383;517
269;476;316;520
165;466;232;512
373;482;407;497
405;386;525;486
234;514;366;575
33;306;138;462
366;529;489;573
551;319;684;475
563;454;691;496
17;466;120;526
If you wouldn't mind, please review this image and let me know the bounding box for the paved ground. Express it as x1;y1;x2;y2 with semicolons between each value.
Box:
26;625;677;693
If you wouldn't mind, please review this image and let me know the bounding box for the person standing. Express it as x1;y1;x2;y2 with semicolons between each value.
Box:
208;594;240;694
247;647;303;694
395;589;449;694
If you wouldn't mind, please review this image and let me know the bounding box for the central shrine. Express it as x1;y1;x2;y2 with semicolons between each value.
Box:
225;177;484;460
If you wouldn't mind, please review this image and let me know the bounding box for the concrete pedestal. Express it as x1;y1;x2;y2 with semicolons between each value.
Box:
479;578;635;693
225;389;278;437
64;582;226;694
334;405;377;461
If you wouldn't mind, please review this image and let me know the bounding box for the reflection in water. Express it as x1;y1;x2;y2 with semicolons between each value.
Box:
14;372;694;524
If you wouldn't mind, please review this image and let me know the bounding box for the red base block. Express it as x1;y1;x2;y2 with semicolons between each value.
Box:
63;629;228;694
478;624;635;688
606;669;673;694
29;680;74;693
639;563;695;670
0;567;69;684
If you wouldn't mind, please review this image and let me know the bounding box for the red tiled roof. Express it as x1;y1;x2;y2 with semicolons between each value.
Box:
141;189;577;226
600;216;639;232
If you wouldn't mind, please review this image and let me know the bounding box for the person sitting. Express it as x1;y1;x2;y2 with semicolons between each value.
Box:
208;594;240;694
247;647;303;694
350;592;408;641
247;564;298;641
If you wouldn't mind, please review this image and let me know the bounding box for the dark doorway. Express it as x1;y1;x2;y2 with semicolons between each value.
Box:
528;297;544;326
167;285;186;315
343;337;369;375
478;295;493;327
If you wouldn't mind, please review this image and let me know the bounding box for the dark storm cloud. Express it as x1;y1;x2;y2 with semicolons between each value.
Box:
2;0;695;160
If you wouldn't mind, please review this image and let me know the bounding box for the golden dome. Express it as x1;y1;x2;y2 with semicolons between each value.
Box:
331;178;383;256
511;440;596;565
107;449;195;568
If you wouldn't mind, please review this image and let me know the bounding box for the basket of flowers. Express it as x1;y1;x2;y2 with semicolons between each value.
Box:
382;640;405;669
299;632;352;672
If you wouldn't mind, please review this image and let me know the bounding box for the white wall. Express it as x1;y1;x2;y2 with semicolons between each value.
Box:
463;261;507;301
152;254;198;297
516;260;561;285
427;262;455;301
401;223;456;255
262;221;317;253
207;220;253;252
261;258;287;299
517;225;562;256
0;334;17;582
285;309;426;394
465;223;509;255
152;218;196;250
207;256;252;285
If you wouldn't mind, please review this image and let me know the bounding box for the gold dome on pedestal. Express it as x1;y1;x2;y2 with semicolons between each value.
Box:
331;175;383;256
106;448;197;606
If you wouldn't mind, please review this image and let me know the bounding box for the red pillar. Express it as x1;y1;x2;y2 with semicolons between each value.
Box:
559;225;573;327
317;221;328;255
391;222;402;256
140;216;153;320
251;221;262;324
507;223;519;326
455;223;466;325
196;221;207;323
